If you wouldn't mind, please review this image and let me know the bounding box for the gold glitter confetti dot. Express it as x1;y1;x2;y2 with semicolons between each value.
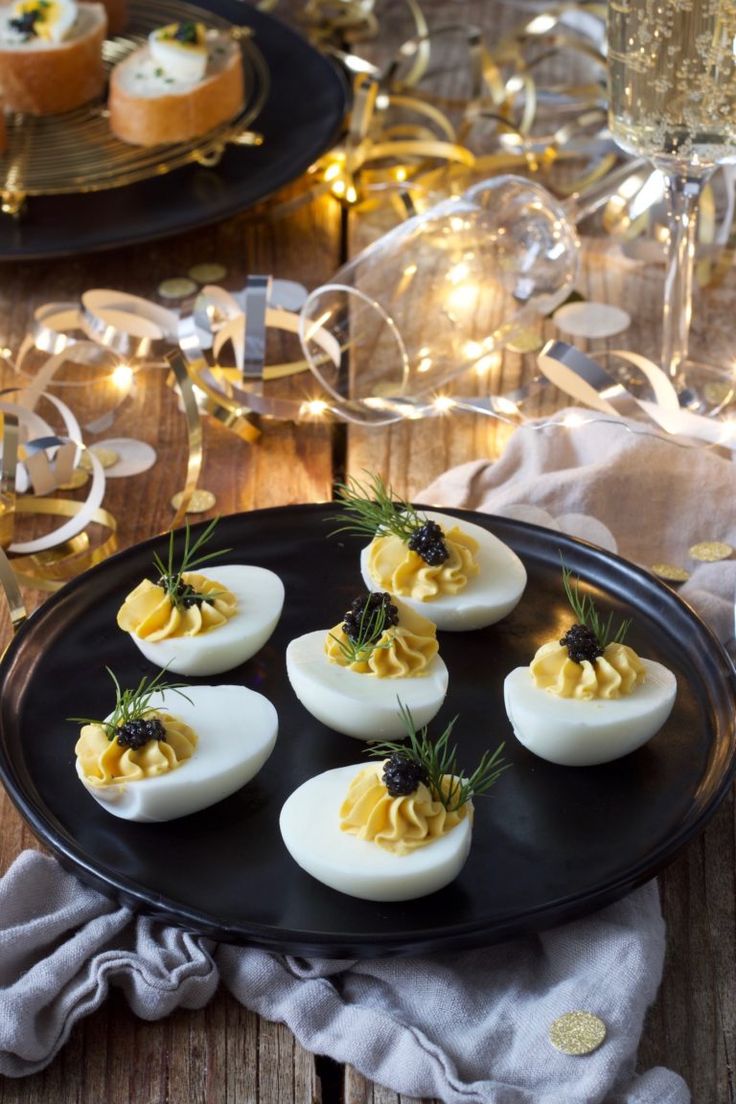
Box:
79;447;119;470
158;277;198;300
703;381;734;407
57;468;90;491
688;541;733;563
171;489;217;514
651;563;690;583
188;263;228;284
504;327;544;354
549;1011;606;1056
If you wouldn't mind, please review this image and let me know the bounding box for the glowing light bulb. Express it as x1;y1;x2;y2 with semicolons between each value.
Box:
112;363;133;390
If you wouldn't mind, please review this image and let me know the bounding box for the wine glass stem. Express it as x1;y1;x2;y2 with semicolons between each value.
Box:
659;168;708;384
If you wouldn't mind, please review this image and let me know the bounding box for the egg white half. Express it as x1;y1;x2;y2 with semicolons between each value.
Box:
286;630;448;740
360;510;527;631
280;763;472;901
123;565;285;676
75;684;278;822
503;659;677;766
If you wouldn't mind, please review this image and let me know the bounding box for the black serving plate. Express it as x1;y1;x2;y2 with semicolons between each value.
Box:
1;505;734;956
0;2;346;261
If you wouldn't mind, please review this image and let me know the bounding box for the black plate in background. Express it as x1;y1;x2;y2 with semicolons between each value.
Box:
0;3;346;261
0;505;734;956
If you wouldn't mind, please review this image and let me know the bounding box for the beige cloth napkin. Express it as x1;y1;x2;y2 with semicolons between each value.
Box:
421;410;736;643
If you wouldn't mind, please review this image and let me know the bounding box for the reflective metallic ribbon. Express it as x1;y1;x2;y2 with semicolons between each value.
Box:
268;0;617;219
167;351;205;530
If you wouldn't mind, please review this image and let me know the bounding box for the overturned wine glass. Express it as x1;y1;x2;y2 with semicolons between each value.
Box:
298;175;580;424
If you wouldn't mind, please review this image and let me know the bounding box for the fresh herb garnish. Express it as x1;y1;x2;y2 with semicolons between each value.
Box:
561;561;631;649
70;667;191;742
329;593;396;665
331;472;424;542
369;702;509;814
171;20;199;43
152;518;231;612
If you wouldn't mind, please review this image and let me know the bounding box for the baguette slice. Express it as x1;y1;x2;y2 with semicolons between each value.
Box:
109;32;244;147
0;2;107;115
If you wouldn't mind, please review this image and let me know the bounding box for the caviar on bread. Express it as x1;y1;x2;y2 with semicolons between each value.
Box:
108;20;244;146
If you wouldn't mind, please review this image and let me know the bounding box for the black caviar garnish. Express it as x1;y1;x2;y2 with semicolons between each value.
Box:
9;10;41;38
160;575;205;609
172;21;198;43
382;753;429;797
560;623;603;665
342;591;398;644
408;520;449;566
116;716;166;750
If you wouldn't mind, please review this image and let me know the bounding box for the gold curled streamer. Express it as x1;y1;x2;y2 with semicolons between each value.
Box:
295;0;618;217
0;544;26;635
0;412;18;550
167;351;209;529
9;498;118;591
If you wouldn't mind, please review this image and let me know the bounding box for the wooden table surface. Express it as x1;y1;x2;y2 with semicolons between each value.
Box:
0;2;734;1101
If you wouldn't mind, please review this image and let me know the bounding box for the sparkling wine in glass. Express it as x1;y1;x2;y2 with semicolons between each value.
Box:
607;0;736;389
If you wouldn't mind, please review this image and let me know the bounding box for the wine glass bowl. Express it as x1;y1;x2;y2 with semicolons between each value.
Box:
607;0;736;389
298;175;579;422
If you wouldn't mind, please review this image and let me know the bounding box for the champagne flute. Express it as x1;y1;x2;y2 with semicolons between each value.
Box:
607;0;736;392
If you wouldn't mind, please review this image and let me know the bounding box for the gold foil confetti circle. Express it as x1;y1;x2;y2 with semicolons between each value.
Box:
689;541;733;562
189;263;228;284
79;447;119;471
158;278;198;300
651;563;690;583
504;327;544;354
171;489;217;514
703;381;734;407
58;468;90;491
549;1011;606;1056
553;302;631;340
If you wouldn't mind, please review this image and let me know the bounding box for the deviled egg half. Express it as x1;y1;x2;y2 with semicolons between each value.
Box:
334;473;526;631
117;519;285;677
280;706;507;901
73;669;278;822
286;591;448;740
503;566;677;767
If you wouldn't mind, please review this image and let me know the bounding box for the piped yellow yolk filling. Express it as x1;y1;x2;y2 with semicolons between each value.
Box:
12;1;67;40
367;525;479;601
154;21;206;48
339;762;471;855
75;712;197;787
116;572;236;640
324;602;438;677
530;641;646;700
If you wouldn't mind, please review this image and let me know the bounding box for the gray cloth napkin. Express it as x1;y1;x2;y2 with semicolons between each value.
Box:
4;408;718;1102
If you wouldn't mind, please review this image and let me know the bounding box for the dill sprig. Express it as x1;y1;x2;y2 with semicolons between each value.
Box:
368;702;509;814
329;598;394;665
562;562;631;648
331;472;424;542
70;667;192;741
152;518;231;612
